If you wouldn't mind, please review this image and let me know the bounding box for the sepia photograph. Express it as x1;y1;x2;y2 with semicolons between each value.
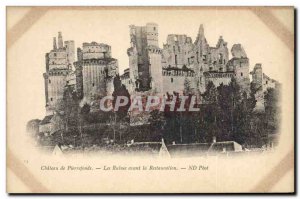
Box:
6;6;295;194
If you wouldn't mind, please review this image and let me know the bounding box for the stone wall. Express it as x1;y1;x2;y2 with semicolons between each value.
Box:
47;70;68;109
162;68;195;94
262;73;277;92
48;50;68;70
44;32;75;115
127;23;160;91
162;34;194;68
75;42;119;101
228;57;251;94
250;63;278;112
148;47;163;92
81;61;108;100
121;69;134;94
65;40;75;67
204;71;234;88
82;42;112;60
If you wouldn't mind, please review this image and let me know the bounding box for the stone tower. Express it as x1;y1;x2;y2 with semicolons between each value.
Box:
145;23;159;47
250;63;264;111
148;46;163;92
43;32;75;115
194;24;210;71
250;63;279;112
127;23;161;92
74;42;118;102
227;44;250;94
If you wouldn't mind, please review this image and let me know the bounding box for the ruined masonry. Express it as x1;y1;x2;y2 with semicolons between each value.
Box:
43;24;279;117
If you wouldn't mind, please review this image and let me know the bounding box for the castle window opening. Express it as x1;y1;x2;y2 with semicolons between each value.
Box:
50;98;53;101
92;83;95;87
266;81;268;84
49;80;51;83
219;54;223;64
153;27;156;31
175;55;178;65
241;72;243;77
171;78;173;83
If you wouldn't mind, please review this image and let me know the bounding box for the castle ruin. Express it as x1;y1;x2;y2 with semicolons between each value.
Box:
43;23;278;116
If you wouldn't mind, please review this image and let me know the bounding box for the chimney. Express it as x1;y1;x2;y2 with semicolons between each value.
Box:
58;32;63;49
53;37;57;50
212;136;216;143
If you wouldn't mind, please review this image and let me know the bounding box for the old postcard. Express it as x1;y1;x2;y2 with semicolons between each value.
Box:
6;6;294;193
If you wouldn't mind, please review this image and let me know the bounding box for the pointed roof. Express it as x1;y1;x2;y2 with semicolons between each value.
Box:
40;115;53;125
198;24;204;36
195;24;207;45
159;139;171;158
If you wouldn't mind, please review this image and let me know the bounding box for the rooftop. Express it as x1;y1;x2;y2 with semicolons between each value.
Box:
40;115;53;125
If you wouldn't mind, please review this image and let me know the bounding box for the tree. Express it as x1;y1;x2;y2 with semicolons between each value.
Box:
184;77;192;95
264;87;280;133
63;86;79;132
149;109;165;141
201;81;220;142
202;81;218;104
261;87;281;147
112;75;131;121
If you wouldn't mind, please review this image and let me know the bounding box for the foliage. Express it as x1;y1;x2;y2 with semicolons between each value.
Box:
112;75;131;121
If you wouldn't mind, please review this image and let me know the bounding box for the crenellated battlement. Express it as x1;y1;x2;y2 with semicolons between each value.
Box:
147;46;162;54
74;58;117;67
162;67;195;77
203;71;234;79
